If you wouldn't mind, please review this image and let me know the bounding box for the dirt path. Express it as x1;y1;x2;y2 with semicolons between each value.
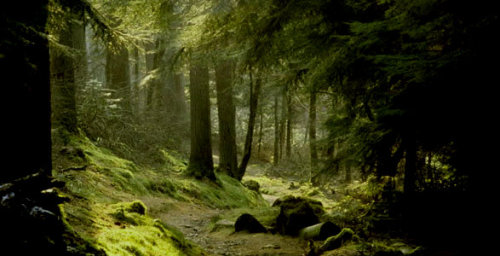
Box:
144;197;308;256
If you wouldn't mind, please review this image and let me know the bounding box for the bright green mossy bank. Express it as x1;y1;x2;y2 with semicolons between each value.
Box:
53;136;268;255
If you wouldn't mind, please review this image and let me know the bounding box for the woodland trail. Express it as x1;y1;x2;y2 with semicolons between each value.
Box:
146;198;308;256
140;164;309;256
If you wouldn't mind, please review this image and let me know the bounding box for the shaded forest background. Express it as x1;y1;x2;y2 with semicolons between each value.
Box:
1;0;498;255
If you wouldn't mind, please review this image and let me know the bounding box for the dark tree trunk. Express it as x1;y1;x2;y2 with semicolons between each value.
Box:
257;103;264;158
285;91;292;158
171;73;188;123
51;22;77;135
1;1;52;182
238;73;262;180
188;63;215;180
215;60;238;178
106;44;131;113
273;94;280;165
72;15;87;88
309;91;318;169
404;130;417;196
279;88;287;160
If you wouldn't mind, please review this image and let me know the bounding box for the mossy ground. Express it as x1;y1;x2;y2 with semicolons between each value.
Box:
53;135;268;256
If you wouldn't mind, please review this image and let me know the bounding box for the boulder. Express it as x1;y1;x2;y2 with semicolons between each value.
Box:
299;221;341;241
243;180;260;192
318;228;355;252
235;213;267;233
274;196;325;236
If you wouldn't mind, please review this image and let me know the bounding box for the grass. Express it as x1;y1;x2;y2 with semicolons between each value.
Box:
53;135;268;256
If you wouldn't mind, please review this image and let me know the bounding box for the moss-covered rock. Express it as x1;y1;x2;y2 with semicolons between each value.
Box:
235;213;267;233
317;228;355;253
243;180;260;192
127;200;147;215
273;196;325;236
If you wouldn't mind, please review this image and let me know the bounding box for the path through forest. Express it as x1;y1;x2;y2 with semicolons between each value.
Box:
150;199;308;256
142;164;310;256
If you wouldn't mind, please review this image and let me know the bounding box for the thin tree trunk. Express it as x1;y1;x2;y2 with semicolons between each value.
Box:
404;130;417;196
309;90;318;169
279;88;287;160
273;94;280;165
188;63;215;180
285;91;292;158
238;73;262;180
215;60;238;178
106;44;131;113
257;103;264;158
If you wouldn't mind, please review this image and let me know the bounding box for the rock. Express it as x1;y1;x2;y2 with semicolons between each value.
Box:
299;221;341;241
234;213;267;233
274;196;325;236
318;228;355;253
211;219;235;232
262;244;281;249
126;200;147;215
243;180;260;192
289;182;299;190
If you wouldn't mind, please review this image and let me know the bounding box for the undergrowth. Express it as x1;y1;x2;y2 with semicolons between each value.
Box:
53;135;268;255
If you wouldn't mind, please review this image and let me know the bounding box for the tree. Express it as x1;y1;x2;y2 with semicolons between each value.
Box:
50;3;87;136
187;61;215;180
106;43;131;113
238;70;262;179
309;90;318;170
215;60;238;178
1;1;52;182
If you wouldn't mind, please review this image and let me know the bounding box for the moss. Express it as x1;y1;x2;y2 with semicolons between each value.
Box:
127;200;147;215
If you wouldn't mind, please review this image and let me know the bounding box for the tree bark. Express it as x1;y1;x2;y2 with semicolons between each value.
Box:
106;44;131;113
257;103;264;158
273;94;280;165
279;88;287;160
51;21;77;134
1;0;52;182
215;60;238;178
238;72;262;180
286;91;292;158
404;130;417;196
187;63;215;180
309;90;318;169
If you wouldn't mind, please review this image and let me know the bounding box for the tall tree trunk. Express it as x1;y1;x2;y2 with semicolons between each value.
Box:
345;165;352;183
145;39;165;111
187;63;215;180
106;44;131;114
309;90;318;169
279;87;287;160
72;16;87;88
1;1;52;182
238;73;262;180
273;94;280;165
132;47;141;116
404;130;417;196
215;60;238;178
285;91;292;158
51;22;77;135
257;103;264;158
171;73;188;124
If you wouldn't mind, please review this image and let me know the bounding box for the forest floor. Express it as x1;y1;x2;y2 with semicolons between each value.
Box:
53;136;419;256
144;165;308;256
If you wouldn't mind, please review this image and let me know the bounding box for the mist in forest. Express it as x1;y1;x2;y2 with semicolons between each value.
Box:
1;0;497;255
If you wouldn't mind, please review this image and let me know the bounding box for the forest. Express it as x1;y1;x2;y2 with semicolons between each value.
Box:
0;0;497;255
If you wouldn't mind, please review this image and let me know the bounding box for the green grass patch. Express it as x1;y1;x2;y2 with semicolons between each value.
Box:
54;135;269;255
